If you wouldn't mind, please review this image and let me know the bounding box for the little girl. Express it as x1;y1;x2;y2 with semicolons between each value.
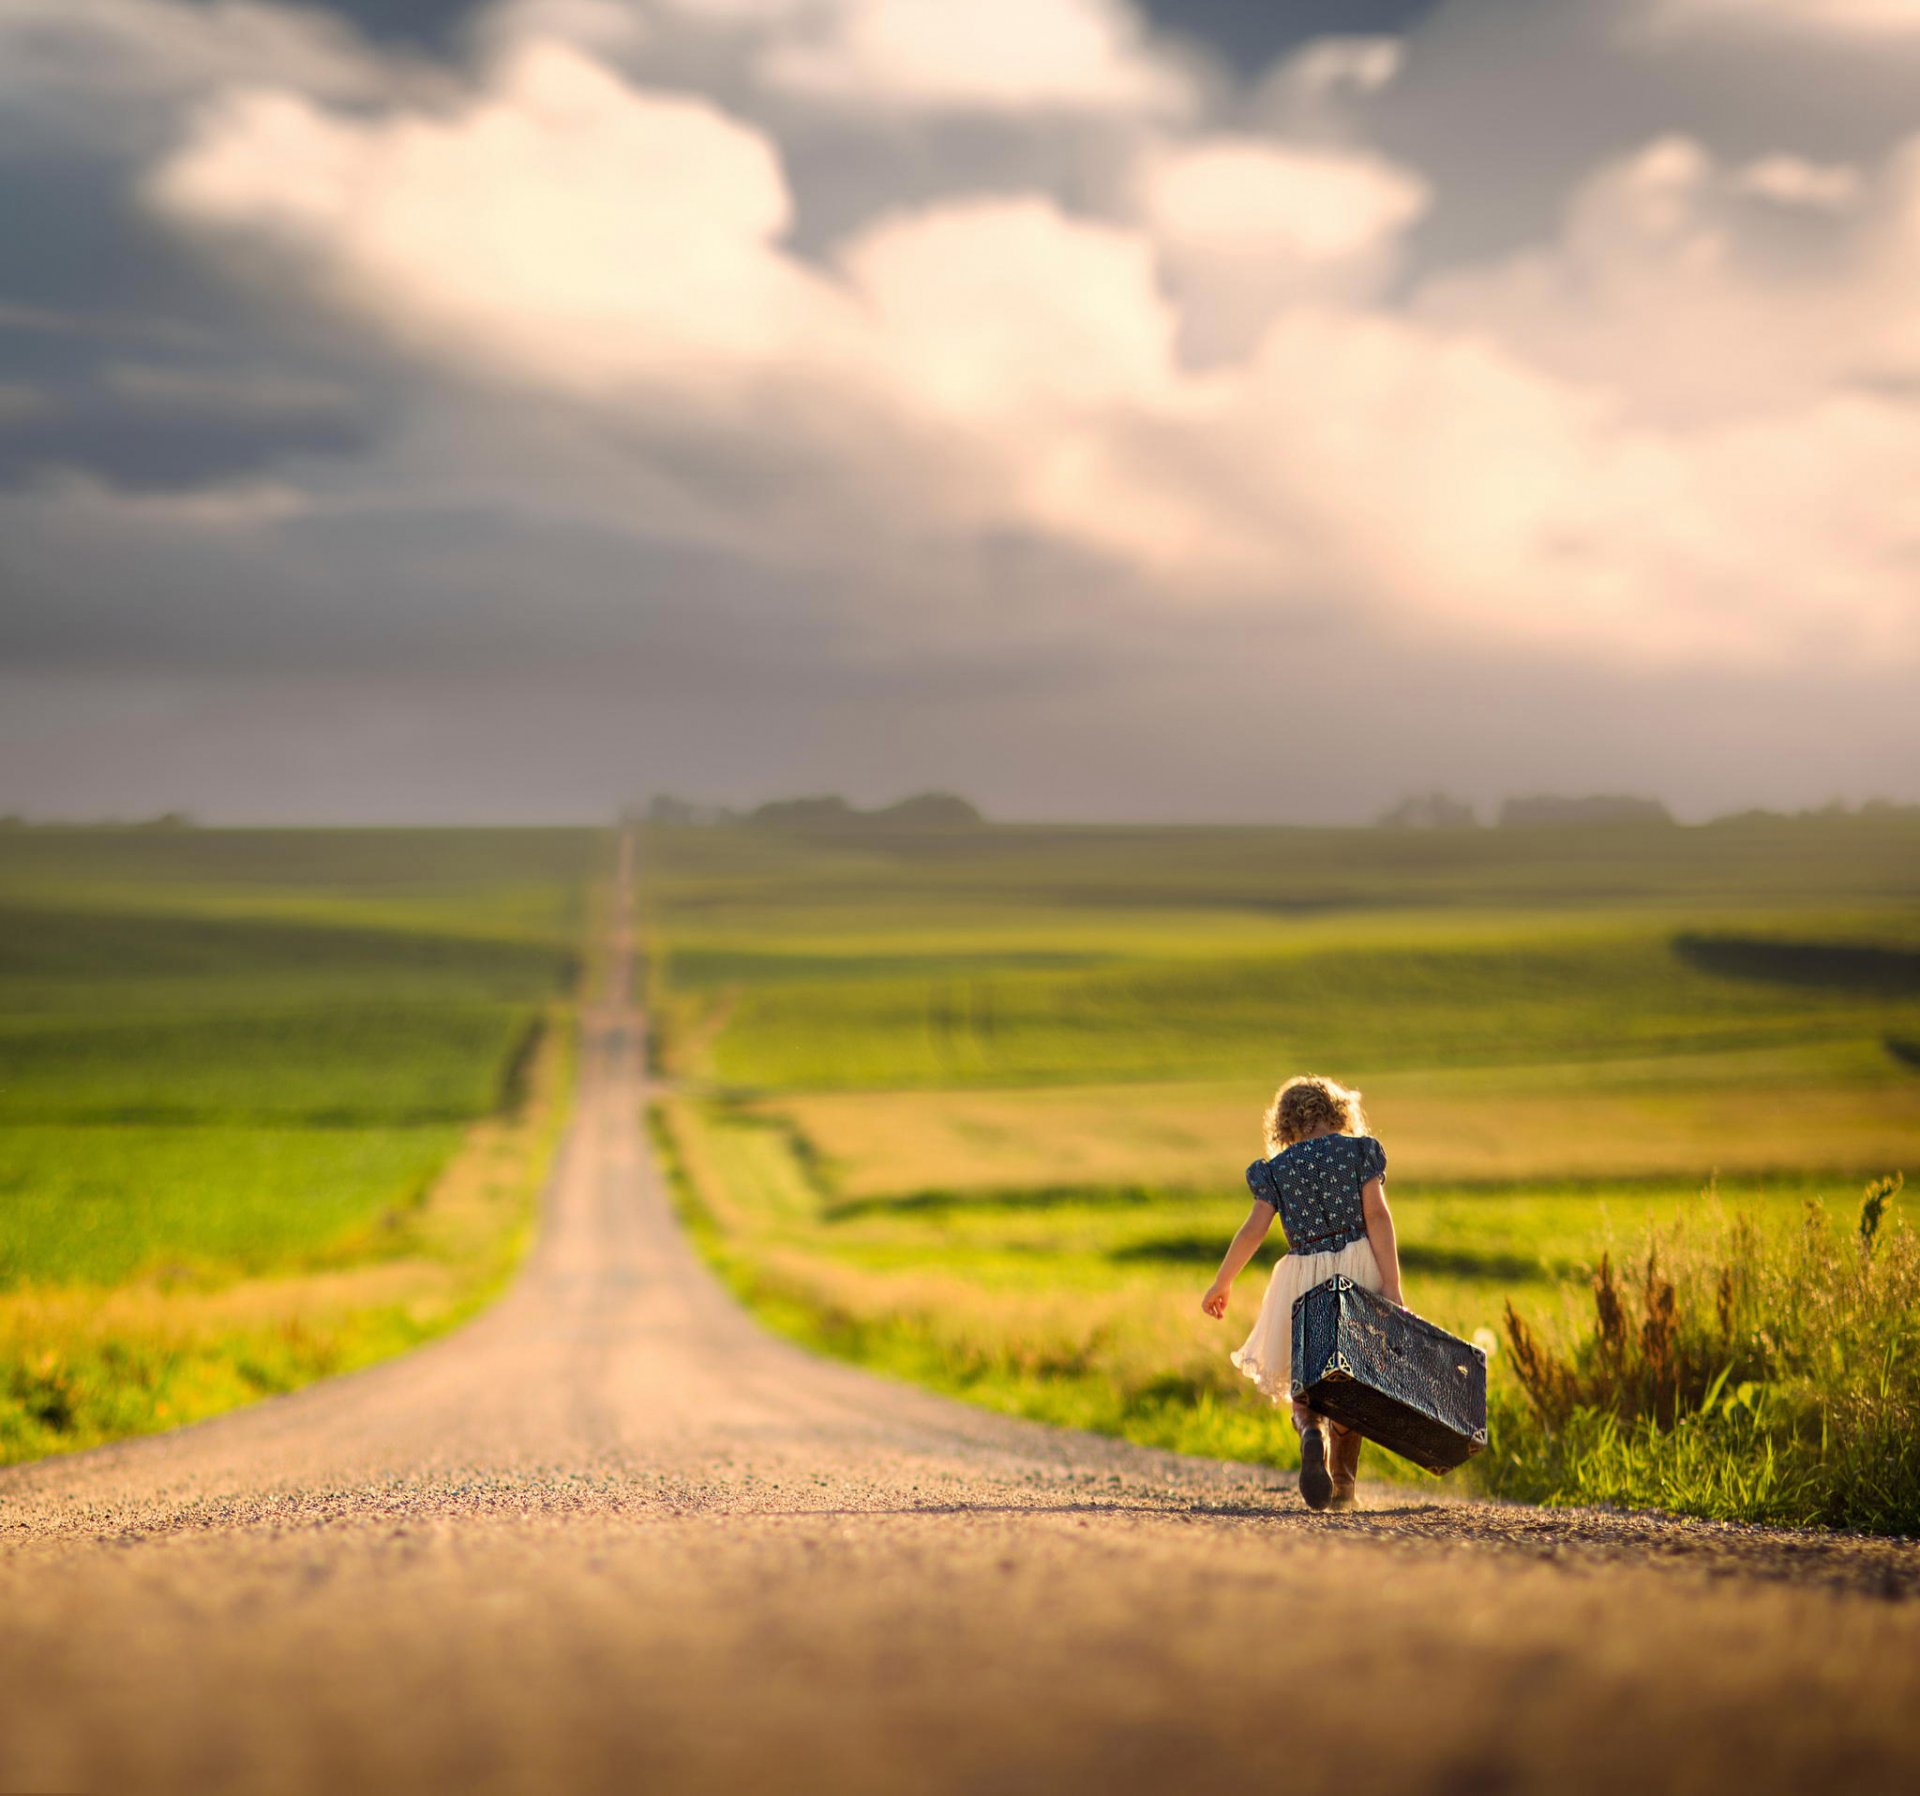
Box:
1201;1074;1404;1512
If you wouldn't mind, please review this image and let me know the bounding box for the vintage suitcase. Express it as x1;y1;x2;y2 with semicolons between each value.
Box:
1291;1275;1488;1473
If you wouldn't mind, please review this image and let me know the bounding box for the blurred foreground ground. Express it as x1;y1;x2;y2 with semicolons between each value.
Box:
3;922;1918;1796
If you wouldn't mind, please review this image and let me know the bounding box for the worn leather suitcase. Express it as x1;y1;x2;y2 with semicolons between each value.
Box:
1290;1275;1488;1473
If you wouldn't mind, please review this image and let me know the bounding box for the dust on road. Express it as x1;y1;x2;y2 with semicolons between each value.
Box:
4;890;1918;1796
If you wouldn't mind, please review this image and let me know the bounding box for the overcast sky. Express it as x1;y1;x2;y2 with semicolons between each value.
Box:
3;0;1917;823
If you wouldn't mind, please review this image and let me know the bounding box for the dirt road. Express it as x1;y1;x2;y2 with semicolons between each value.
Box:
5;879;1919;1796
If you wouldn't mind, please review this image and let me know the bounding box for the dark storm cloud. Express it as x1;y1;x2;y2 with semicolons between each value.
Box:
0;364;383;491
0;153;251;392
0;497;813;675
0;83;405;496
303;0;481;51
1139;0;1439;70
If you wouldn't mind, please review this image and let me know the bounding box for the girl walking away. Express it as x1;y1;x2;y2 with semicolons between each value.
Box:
1201;1075;1404;1512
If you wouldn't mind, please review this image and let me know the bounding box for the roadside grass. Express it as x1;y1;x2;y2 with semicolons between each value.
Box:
0;826;600;1465
1490;1178;1919;1534
641;814;1920;1526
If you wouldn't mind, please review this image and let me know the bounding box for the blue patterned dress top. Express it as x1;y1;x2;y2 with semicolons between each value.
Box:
1245;1134;1387;1255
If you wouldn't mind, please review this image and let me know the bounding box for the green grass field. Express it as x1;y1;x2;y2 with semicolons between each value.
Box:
640;813;1920;1527
0;826;602;1461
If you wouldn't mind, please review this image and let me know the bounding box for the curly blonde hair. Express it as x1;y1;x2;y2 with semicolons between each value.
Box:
1265;1074;1369;1155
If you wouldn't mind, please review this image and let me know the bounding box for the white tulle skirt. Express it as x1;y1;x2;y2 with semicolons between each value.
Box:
1231;1238;1385;1406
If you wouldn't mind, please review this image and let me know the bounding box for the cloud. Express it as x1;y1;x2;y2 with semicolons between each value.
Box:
756;0;1195;117
136;27;1920;678
100;362;364;420
1736;153;1864;207
149;42;854;398
1137;135;1429;355
843;198;1178;416
0;382;52;424
1416;132;1920;423
656;0;808;21
38;469;313;531
1139;139;1428;266
475;0;650;58
0;303;205;347
1254;34;1407;139
1272;34;1407;102
0;0;417;145
1647;0;1920;40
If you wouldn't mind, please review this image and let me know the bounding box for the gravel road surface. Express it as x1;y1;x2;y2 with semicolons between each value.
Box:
5;881;1919;1796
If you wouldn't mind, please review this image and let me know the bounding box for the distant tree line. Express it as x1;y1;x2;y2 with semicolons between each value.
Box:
641;790;1917;833
0;811;196;831
645;792;985;833
1376;791;1920;829
1374;791;1674;829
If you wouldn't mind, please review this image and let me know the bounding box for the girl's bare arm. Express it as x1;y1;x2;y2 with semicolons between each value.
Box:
1201;1204;1275;1317
1361;1175;1404;1306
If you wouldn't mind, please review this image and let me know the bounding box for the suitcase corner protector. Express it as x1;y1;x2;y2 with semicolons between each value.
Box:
1316;1351;1355;1382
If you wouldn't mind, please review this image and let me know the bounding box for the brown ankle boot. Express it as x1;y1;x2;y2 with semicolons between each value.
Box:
1328;1424;1362;1511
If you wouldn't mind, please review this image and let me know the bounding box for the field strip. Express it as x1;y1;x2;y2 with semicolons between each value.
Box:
769;1064;1920;1199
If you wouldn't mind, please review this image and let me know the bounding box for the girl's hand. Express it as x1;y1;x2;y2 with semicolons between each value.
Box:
1201;1280;1232;1320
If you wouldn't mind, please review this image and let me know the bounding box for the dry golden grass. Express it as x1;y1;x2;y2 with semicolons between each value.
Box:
775;1049;1920;1200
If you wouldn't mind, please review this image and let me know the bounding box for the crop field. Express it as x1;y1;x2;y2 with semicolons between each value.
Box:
0;826;602;1462
642;812;1920;1522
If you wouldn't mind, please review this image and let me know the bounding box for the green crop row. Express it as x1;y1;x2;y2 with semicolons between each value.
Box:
692;936;1920;1091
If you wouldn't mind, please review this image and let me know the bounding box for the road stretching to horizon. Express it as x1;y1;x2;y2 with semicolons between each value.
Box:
5;850;1920;1796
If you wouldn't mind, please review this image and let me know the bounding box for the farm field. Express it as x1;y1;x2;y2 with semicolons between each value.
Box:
0;826;603;1462
642;812;1920;1521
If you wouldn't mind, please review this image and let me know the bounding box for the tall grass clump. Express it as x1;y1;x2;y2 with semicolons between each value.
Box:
1489;1175;1918;1535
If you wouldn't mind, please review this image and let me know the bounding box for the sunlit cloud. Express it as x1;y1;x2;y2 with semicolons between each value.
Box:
1416;134;1920;421
149;44;853;395
1736;155;1864;208
1139;139;1428;268
755;0;1196;117
1139;136;1429;355
139;14;1920;674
